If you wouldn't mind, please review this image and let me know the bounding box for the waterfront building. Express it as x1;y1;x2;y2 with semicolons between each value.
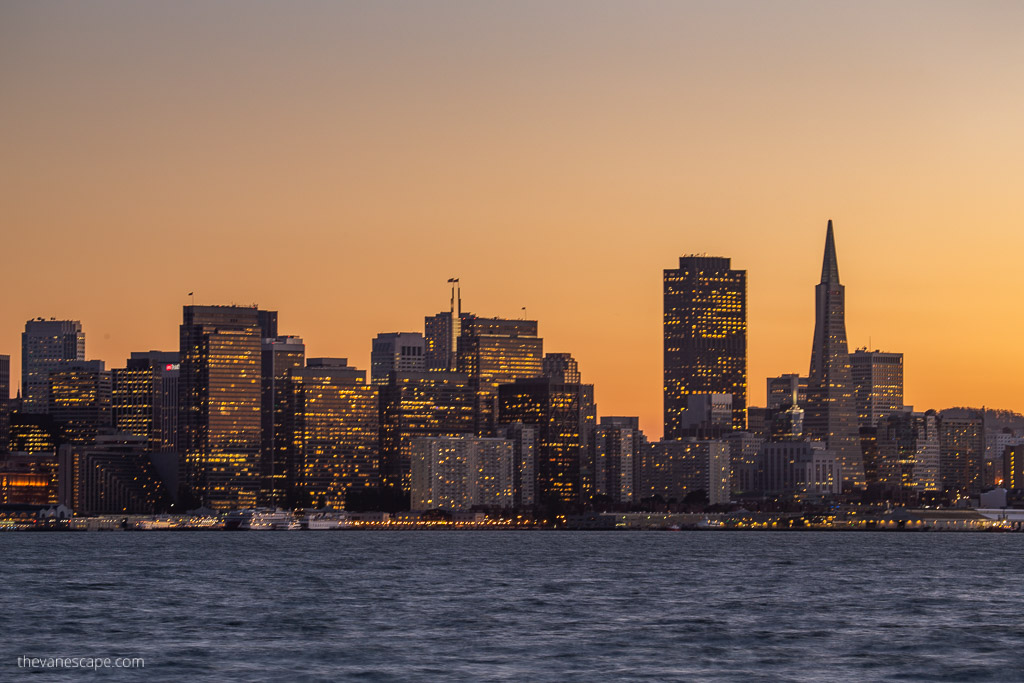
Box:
8;412;57;454
938;411;985;497
112;351;180;454
850;349;904;428
498;375;595;507
378;371;476;493
0;451;70;506
640;439;730;505
663;256;747;437
757;440;841;497
21;319;85;414
48;361;111;445
65;434;169;514
286;360;379;509
410;435;514;511
1005;445;1024;492
370;333;426;385
804;221;865;488
600;416;648;505
179;305;266;510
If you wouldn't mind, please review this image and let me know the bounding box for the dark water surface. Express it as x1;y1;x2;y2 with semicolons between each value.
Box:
2;531;1023;681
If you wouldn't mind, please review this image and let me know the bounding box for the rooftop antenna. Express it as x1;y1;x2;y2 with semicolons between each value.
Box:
447;278;461;370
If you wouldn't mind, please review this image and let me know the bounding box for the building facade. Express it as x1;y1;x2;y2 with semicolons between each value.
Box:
21;319;85;414
112;351;180;454
410;435;514;511
804;221;865;489
640;439;730;506
663;256;747;438
850;349;904;428
179;305;266;510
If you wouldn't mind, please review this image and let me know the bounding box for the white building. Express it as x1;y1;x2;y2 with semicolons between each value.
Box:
410;436;514;511
641;439;730;505
757;440;841;496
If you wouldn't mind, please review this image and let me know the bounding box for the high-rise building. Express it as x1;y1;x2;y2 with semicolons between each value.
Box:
424;279;465;371
378;371;476;493
496;422;538;509
410;435;514;511
590;422;635;504
663;256;747;438
285;359;379;509
179;305;266;510
1005;445;1024;493
48;361;112;445
371;333;426;385
0;355;9;453
640;439;730;505
458;316;544;436
850;349;904;428
261;335;305;505
725;430;765;495
112;351;180;454
21;319;85;414
766;374;807;411
498;375;596;507
874;410;940;495
65;434;170;514
600;416;649;504
804;221;865;489
543;353;580;384
938;411;985;497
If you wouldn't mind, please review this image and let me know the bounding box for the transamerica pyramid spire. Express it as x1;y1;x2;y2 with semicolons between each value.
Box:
805;220;866;489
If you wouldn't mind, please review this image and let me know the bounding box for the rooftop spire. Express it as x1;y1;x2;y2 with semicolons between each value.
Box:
821;219;840;284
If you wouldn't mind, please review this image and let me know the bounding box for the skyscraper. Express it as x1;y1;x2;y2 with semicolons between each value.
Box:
850;349;904;428
285;359;379;509
0;355;9;453
179;305;266;510
21;319;85;414
261;335;305;505
804;221;865;489
424;279;465;372
457;315;544;435
663;256;747;439
112;351;180;454
370;333;426;385
48;360;112;445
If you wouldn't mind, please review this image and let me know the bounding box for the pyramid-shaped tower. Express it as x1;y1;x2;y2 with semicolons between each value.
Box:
804;220;866;488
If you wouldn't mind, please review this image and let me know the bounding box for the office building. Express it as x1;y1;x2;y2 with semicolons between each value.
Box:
498;375;595;507
0;355;9;453
767;374;807;411
590;421;635;504
663;256;747;438
21;319;85;414
496;422;538;509
371;333;426;385
261;335;305;504
112;351;180;453
1005;445;1024;492
66;434;170;514
850;349;904;428
874;410;940;495
725;431;764;495
424;279;465;371
458;316;544;436
600;416;648;504
285;360;379;509
938;410;985;497
640;439;730;505
378;371;476;493
804;221;865;488
179;305;265;510
48;360;111;445
410;435;514;511
756;440;842;497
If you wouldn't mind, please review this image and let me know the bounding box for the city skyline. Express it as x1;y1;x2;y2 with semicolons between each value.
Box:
4;2;1024;440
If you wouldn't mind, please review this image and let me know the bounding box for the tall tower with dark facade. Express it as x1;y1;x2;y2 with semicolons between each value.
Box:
804;221;865;489
179;305;266;510
21;319;86;414
663;256;747;439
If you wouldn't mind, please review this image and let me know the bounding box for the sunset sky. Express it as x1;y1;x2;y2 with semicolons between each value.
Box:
3;1;1023;438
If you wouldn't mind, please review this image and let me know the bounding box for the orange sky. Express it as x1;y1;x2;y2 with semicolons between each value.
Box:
2;2;1023;439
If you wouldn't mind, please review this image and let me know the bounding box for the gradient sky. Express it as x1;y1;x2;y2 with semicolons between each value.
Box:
3;1;1023;439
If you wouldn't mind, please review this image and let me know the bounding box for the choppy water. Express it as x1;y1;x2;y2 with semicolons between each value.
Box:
2;531;1023;681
